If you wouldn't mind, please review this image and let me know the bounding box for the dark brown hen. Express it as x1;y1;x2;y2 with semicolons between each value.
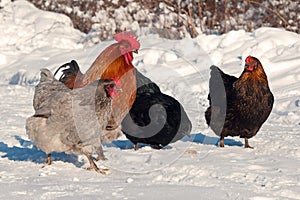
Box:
205;56;274;148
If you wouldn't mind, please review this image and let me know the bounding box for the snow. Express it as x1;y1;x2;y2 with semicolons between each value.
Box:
0;1;300;199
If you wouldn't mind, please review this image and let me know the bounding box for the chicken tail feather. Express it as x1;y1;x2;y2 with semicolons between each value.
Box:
53;60;81;82
53;60;83;89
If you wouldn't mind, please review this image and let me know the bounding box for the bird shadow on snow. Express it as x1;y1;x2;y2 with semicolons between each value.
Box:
104;140;172;150
104;140;134;150
0;136;84;168
182;133;243;147
104;133;243;150
0;134;242;165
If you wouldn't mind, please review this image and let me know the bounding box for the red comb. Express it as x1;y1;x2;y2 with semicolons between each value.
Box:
114;28;140;50
245;56;252;63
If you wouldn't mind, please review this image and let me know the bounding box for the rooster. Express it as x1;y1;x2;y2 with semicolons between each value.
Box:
26;68;120;173
121;69;192;150
205;56;274;148
54;30;140;140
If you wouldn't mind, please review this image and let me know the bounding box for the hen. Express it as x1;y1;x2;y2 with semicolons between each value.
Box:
26;68;119;173
121;69;192;150
54;30;140;140
205;56;274;148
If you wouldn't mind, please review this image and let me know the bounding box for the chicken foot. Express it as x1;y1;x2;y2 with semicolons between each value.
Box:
85;153;108;174
244;138;254;149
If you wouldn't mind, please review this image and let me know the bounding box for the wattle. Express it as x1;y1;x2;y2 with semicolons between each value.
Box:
247;66;255;71
124;52;133;65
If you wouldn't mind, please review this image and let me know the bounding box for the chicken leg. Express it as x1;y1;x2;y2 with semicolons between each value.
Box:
95;145;108;161
219;136;225;147
85;153;108;174
45;153;52;165
244;138;254;149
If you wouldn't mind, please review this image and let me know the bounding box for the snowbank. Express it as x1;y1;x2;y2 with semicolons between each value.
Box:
0;1;300;199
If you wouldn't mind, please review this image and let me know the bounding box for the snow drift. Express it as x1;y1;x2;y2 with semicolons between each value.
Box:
0;1;299;199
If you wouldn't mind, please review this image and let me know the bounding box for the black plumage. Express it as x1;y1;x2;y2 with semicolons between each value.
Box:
121;70;192;150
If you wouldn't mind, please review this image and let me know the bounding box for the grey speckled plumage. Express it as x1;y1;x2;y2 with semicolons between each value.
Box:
26;68;117;172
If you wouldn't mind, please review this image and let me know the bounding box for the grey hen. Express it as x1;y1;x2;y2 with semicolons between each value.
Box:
26;68;120;173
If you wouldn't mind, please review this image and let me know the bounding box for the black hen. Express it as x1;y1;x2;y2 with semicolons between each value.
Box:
121;70;192;150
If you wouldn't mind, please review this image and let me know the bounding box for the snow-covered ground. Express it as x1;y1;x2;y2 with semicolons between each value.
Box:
0;1;300;199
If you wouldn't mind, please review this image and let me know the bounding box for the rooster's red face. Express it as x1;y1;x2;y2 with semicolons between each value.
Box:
118;41;139;65
245;56;260;72
114;29;140;65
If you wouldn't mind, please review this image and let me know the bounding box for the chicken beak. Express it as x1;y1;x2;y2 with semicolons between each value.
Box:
133;50;138;54
116;88;123;92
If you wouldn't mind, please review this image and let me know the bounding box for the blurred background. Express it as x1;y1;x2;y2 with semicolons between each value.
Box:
23;0;299;43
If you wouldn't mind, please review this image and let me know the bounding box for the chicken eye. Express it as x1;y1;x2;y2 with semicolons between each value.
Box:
105;84;113;91
109;84;115;88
